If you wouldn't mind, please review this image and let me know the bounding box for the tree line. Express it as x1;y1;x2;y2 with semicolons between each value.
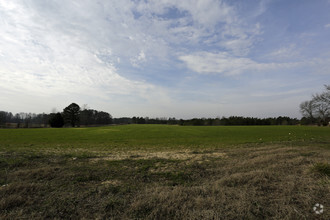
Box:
0;109;300;128
49;103;113;128
1;85;329;128
0;103;112;128
0;112;49;128
113;116;299;126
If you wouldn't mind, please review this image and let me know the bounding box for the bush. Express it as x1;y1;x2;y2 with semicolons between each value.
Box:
49;113;64;128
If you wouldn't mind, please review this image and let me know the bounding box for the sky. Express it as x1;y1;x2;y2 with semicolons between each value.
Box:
0;0;330;119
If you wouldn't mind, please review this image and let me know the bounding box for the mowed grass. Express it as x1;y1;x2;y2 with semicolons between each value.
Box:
0;125;329;219
1;124;329;150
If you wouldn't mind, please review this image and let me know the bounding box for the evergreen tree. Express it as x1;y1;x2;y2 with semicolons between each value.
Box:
63;103;80;127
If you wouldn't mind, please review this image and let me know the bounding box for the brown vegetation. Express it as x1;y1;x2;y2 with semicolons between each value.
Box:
1;143;329;219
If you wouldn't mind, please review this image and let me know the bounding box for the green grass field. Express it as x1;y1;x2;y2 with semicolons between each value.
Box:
1;125;329;219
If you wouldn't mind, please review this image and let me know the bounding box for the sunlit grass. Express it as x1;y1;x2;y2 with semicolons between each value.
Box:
1;125;329;152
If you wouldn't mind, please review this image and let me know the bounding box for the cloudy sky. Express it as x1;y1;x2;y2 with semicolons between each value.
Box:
1;0;330;119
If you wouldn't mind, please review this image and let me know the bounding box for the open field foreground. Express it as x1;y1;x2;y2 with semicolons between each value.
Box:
0;125;329;219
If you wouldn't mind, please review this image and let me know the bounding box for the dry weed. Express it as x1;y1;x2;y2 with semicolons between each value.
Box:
90;150;227;162
1;144;329;219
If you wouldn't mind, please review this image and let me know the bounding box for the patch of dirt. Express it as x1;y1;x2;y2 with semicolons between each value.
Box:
101;180;122;186
89;150;227;162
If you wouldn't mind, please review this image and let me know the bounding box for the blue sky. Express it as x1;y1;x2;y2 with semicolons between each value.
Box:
0;0;329;119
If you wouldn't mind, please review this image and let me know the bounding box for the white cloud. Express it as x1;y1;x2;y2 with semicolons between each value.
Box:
130;50;147;67
129;0;260;56
179;51;305;75
0;0;175;114
218;23;262;56
1;0;328;118
179;52;254;75
266;44;301;61
0;0;260;72
325;23;330;28
135;0;234;28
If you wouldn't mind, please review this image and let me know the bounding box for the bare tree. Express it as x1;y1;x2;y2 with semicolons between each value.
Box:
313;85;330;125
300;85;330;125
300;100;315;119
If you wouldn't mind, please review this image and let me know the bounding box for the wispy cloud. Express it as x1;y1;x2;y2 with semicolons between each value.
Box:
0;1;163;103
0;0;329;118
179;51;304;76
0;0;253;92
266;44;300;59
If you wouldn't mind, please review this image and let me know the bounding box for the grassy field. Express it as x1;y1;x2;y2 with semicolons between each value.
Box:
0;125;329;219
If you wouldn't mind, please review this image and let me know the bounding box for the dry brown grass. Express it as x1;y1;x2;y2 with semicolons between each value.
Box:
122;144;329;219
90;150;227;162
1;143;329;219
